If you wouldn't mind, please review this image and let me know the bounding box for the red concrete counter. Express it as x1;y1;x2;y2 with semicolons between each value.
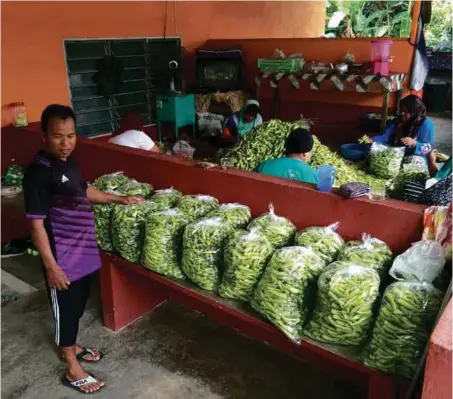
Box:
2;124;425;254
422;299;452;399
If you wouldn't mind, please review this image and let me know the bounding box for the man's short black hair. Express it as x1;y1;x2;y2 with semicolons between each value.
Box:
41;104;76;134
285;128;314;155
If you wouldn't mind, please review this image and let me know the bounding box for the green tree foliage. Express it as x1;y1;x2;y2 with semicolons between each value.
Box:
325;0;411;38
424;1;453;47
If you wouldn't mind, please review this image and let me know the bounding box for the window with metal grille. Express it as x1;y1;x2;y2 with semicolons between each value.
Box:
64;37;182;138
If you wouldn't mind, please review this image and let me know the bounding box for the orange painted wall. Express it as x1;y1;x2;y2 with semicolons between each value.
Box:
1;0;326;122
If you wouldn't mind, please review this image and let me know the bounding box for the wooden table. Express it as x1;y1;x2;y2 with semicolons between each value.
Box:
256;72;406;132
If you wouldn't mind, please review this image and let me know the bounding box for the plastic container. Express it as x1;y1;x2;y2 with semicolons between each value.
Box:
11;102;28;127
317;165;336;193
371;40;392;76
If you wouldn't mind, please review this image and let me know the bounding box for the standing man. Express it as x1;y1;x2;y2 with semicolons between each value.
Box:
23;104;143;393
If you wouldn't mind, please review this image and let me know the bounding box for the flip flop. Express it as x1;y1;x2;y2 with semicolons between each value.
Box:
76;346;103;363
61;374;105;394
61;346;103;363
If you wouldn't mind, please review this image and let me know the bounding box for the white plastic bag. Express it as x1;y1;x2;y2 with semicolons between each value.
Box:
197;112;225;137
389;240;446;283
172;140;195;159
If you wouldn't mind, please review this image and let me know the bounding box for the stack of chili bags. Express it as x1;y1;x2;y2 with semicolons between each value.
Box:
363;240;445;378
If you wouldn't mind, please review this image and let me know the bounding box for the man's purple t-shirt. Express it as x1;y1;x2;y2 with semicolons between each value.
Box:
23;151;101;282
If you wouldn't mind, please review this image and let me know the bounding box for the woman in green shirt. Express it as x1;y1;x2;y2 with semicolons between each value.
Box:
257;128;318;185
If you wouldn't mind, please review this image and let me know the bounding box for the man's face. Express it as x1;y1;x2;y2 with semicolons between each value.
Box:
43;117;77;160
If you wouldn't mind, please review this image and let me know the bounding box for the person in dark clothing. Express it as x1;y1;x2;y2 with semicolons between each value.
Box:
23;104;143;393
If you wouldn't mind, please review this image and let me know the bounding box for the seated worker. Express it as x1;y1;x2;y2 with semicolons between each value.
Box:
220;99;263;145
341;95;434;162
256;128;318;185
109;112;160;152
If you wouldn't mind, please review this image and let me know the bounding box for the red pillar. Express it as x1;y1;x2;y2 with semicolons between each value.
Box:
422;299;452;399
99;252;168;332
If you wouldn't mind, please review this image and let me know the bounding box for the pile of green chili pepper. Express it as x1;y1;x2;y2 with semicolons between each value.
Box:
177;194;219;223
181;216;235;291
141;209;188;279
207;203;252;229
363;281;442;378
219;229;273;301
305;264;380;346
294;223;344;264
247;205;296;249
251;246;325;343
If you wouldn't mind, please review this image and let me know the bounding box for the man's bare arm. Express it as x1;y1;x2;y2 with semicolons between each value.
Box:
29;219;70;290
87;186;143;205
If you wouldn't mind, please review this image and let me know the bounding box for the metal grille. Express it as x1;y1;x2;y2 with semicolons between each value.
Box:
64;38;182;138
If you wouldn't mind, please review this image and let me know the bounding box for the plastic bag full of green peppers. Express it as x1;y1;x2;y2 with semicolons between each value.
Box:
150;187;182;208
251;246;325;343
111;200;168;263
338;233;393;282
93;171;129;192
181;216;235;291
247;204;296;249
305;264;380;346
218;228;273;301
92;188;125;251
294;222;344;264
141;209;188;279
207;203;252;229
118;179;153;198
388;165;428;200
177;194;219;223
363;281;442;378
368;142;405;179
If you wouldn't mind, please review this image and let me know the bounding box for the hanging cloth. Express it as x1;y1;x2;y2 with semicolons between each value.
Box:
410;4;429;91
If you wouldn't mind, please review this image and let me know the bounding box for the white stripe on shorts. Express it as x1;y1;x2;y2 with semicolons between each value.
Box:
50;288;60;345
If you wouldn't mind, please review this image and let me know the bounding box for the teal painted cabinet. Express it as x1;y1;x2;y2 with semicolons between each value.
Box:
156;93;196;141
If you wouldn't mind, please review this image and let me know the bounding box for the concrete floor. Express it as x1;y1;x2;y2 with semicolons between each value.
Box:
430;112;452;156
1;255;365;399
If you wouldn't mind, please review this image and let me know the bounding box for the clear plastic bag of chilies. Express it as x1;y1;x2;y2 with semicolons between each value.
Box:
150;187;182;209
92;189;125;251
177;194;219;223
247;204;296;249
363;281;443;377
181;216;234;291
305;264;380;346
219;228;273;301
207;203;252;229
251;246;325;343
141;209;188;279
111;201;165;263
118;179;153;198
338;233;393;281
294;222;344;264
368;142;405;179
93;171;129;192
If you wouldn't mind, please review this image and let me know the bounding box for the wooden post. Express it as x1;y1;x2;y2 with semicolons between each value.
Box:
381;91;390;132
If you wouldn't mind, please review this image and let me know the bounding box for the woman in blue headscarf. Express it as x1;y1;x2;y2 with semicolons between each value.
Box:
221;99;263;144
